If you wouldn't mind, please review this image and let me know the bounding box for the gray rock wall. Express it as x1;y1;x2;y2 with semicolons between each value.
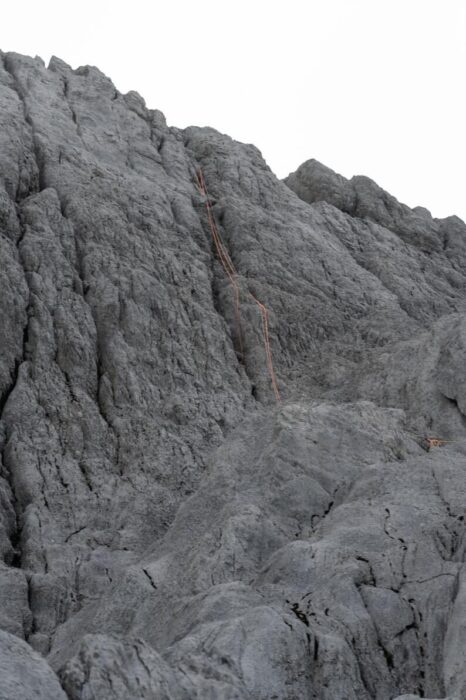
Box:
0;51;465;699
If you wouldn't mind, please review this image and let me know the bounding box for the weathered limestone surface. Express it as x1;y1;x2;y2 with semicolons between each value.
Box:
0;51;465;699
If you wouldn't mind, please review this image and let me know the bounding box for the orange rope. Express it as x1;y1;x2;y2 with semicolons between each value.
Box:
426;437;447;448
248;292;281;402
405;431;466;449
197;170;244;359
196;168;280;402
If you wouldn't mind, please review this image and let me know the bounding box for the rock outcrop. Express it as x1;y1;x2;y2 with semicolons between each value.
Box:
0;51;465;699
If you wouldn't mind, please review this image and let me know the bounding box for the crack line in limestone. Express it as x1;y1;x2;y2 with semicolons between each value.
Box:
0;210;36;580
0;60;54;640
3;57;46;193
62;77;81;134
142;568;158;591
409;572;456;585
431;466;464;561
194;166;281;402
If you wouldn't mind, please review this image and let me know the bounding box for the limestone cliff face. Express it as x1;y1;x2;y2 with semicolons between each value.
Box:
0;51;465;700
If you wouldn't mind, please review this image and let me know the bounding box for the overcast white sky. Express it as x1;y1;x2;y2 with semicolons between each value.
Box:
2;1;465;220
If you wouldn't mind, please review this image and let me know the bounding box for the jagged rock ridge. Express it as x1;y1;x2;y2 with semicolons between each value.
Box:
0;51;465;699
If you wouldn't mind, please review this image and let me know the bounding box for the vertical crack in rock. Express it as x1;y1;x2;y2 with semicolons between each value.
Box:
61;77;81;134
197;194;246;363
0;207;36;644
187;159;277;402
3;57;46;193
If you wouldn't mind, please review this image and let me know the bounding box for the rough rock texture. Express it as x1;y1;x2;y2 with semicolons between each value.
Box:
0;630;67;700
0;51;465;699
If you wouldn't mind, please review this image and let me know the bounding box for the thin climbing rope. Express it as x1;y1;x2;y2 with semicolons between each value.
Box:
404;431;466;449
196;169;244;358
196;168;281;402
